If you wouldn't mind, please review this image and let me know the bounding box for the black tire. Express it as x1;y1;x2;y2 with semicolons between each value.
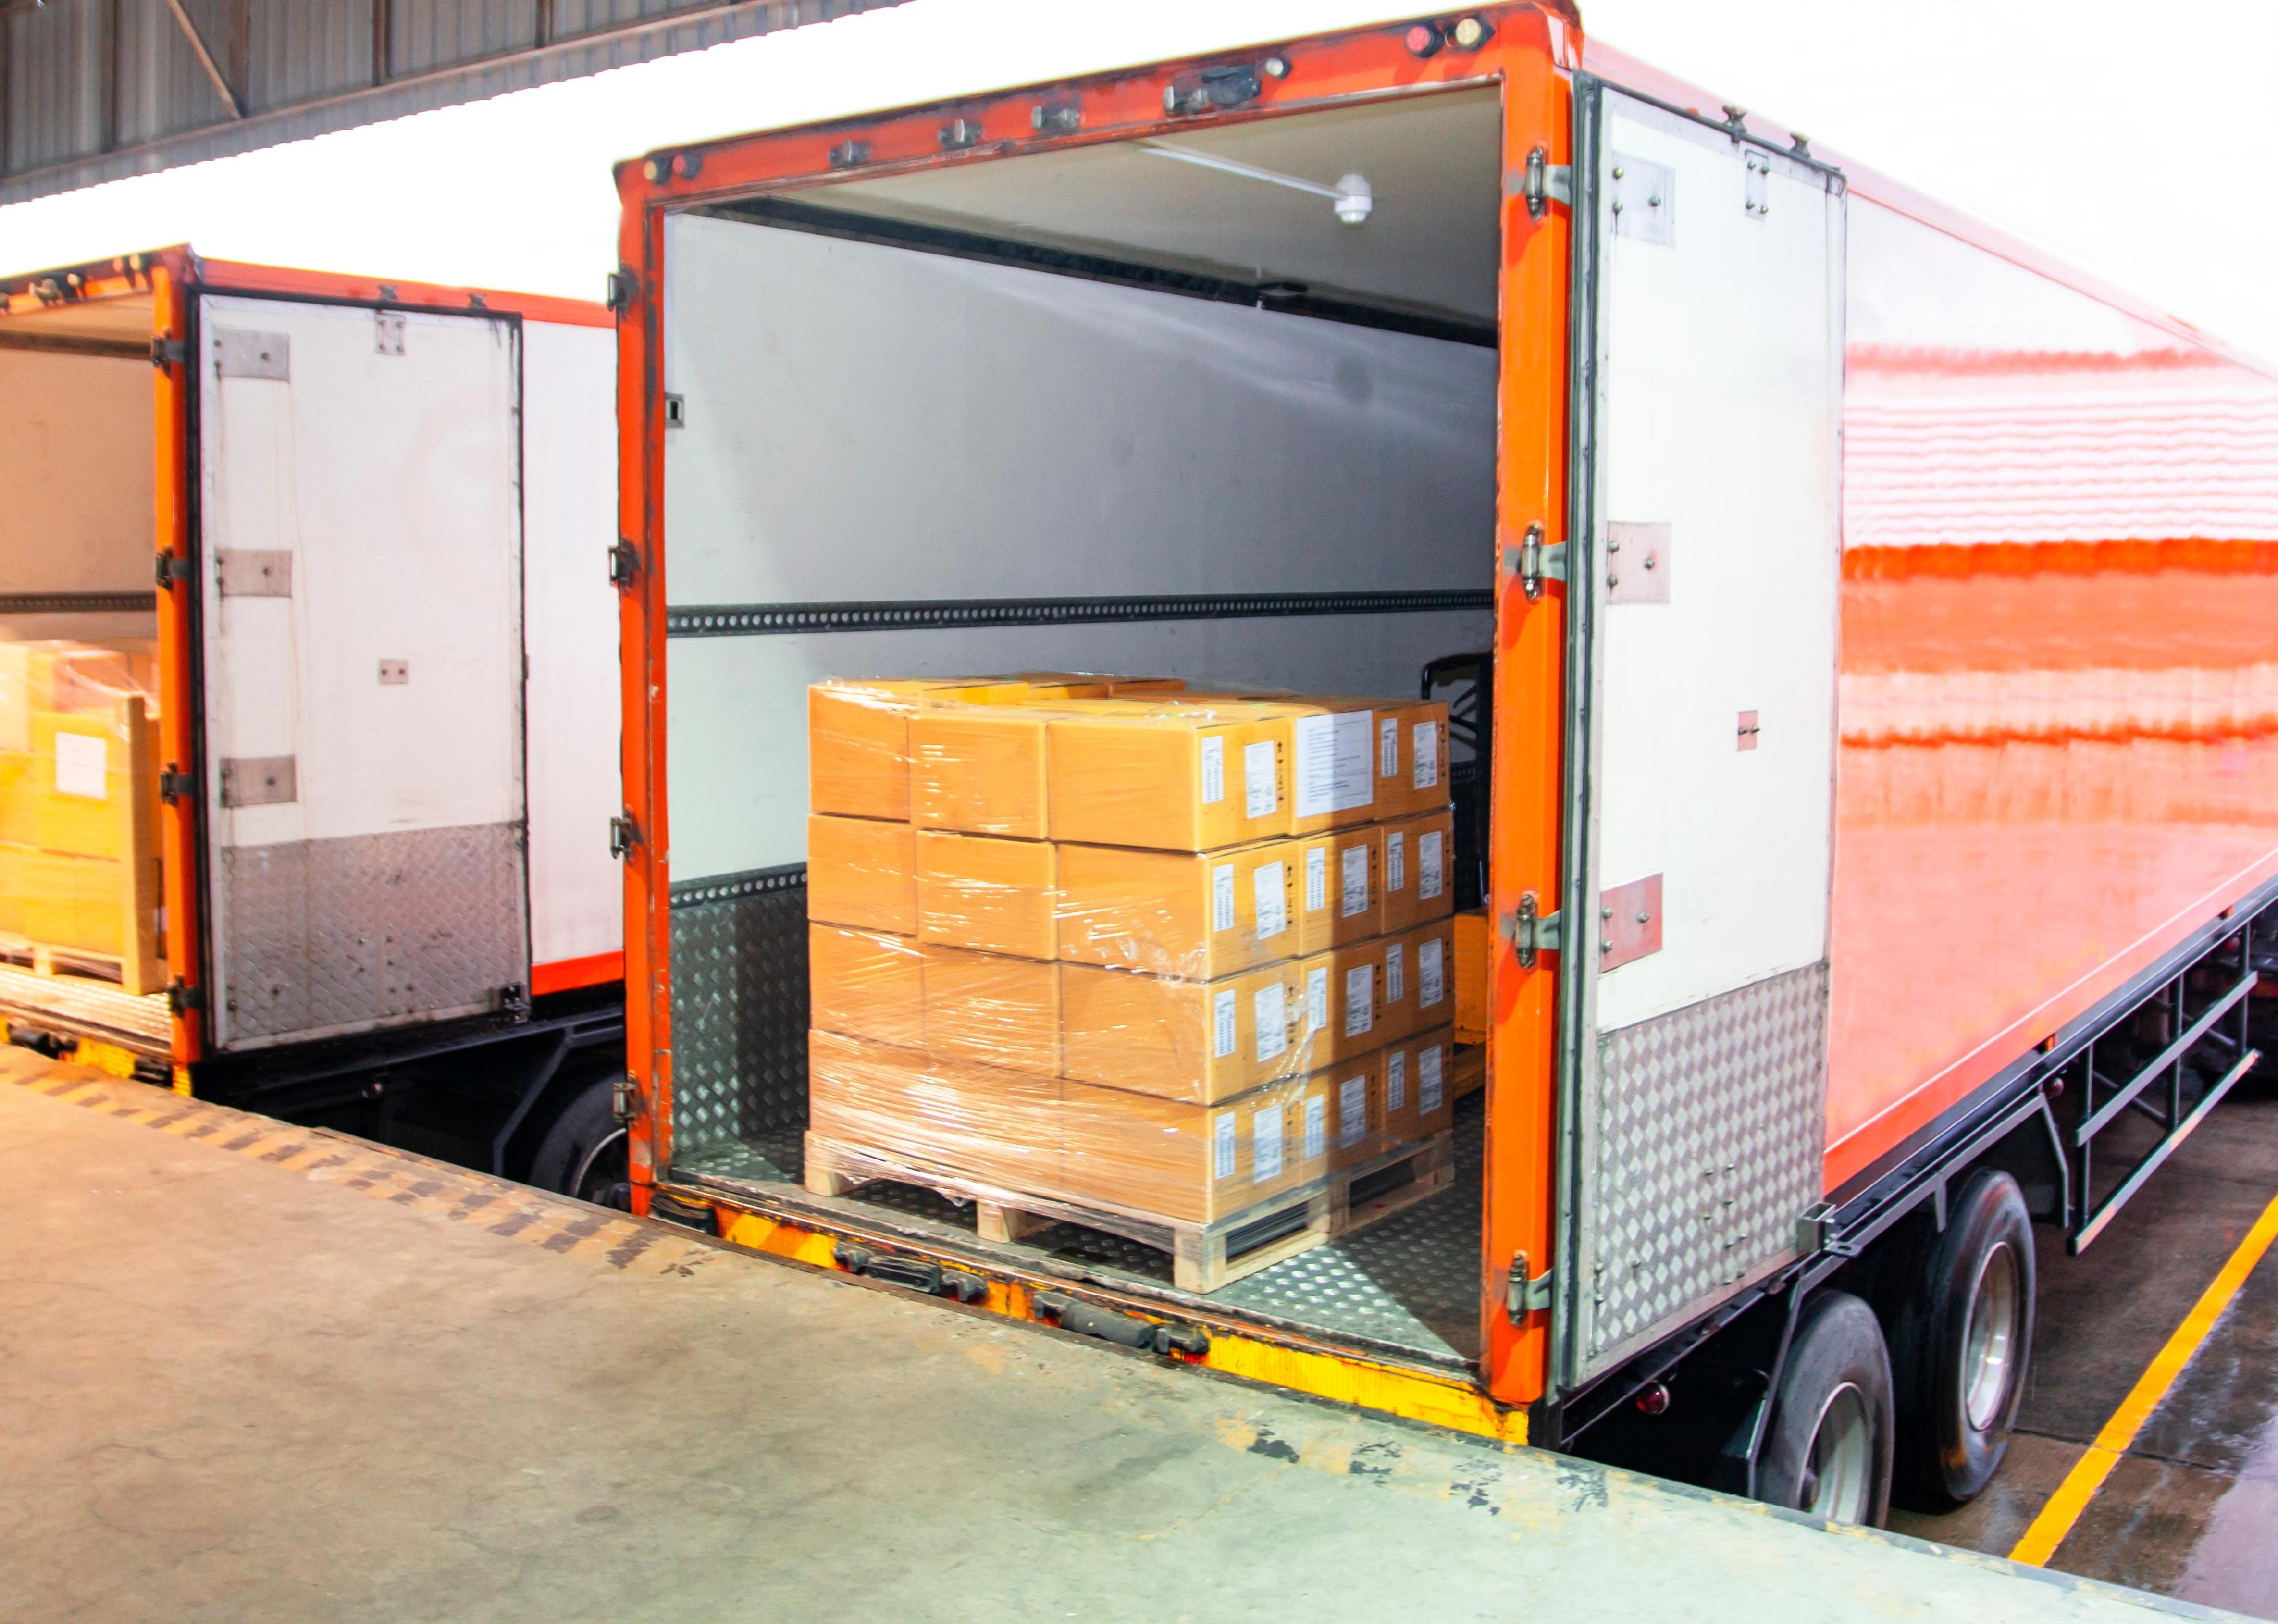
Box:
1886;1168;2036;1509
1757;1291;1895;1526
528;1074;631;1208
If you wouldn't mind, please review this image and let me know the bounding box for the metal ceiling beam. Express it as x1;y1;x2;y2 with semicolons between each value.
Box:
161;0;244;120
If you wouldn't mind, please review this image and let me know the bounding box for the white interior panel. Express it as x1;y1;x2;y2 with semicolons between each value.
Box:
662;213;1497;607
668;613;1489;883
1588;104;1844;1031
0;346;157;643
521;319;624;968
198;296;525;849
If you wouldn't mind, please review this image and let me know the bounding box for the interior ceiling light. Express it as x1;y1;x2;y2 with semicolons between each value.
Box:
1137;141;1374;226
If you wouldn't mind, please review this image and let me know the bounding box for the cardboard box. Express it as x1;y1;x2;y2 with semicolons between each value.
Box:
807;1028;1060;1193
1449;1042;1487;1102
1278;699;1385;835
1453;907;1490;1045
1054;838;1295;980
1376;931;1418;1045
1302;943;1389;1063
922;944;1061;1075
1291;825;1380;955
1380;810;1457;936
0;642;146;753
910;703;1062;839
1058;958;1321;1104
1372;699;1452;818
1046;704;1289;852
1407;919;1457;1035
1326;1050;1389;1170
1382;1025;1457;1142
916;830;1058;960
806;814;918;936
1057;1070;1329;1225
807;923;925;1049
808;677;1025;822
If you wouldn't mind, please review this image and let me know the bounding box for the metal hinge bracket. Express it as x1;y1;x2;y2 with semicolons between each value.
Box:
155;553;193;588
158;768;195;804
1499;892;1562;969
1502;523;1567;601
1164;58;1285;118
604;268;635;315
165;980;203;1017
1513;145;1574;219
1795;1202;1860;1259
612;1076;644;1125
150;336;189;370
607;539;639;589
609;811;640;860
1505;1251;1555;1322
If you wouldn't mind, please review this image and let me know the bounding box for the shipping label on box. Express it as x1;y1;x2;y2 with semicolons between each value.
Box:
1289;707;1376;833
1411;923;1453;1023
1293;827;1379;955
1380;809;1456;936
1058;1071;1326;1225
1048;707;1289;851
1059;958;1317;1104
1055;838;1293;980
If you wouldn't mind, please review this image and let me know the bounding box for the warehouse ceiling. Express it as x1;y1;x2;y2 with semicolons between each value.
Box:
802;88;1505;330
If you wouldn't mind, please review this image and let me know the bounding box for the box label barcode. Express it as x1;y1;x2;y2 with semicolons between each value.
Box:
1420;830;1444;900
1340;843;1369;918
1200;735;1225;804
1420;938;1445;1007
1254;861;1287;940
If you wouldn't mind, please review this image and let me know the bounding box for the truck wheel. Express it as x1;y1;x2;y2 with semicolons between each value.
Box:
1757;1291;1894;1526
1888;1168;2035;1509
529;1074;630;1208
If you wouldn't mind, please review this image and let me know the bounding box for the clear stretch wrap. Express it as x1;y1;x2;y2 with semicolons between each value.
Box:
0;640;163;988
805;674;1457;1258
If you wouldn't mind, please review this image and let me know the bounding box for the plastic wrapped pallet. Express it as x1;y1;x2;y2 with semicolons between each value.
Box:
1045;701;1290;852
1058;957;1321;1104
807;923;925;1050
1058;1070;1329;1225
915;830;1058;960
805;813;918;936
1054;838;1294;978
808;1028;1061;1193
808;677;1025;821
1380;809;1456;935
921;944;1060;1075
911;703;1068;839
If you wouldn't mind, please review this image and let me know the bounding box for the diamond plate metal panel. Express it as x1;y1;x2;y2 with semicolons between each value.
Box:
216;823;527;1050
1576;962;1827;1376
667;872;809;1157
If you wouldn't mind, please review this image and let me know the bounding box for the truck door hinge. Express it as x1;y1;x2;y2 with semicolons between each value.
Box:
158;766;195;804
155;553;193;588
607;539;639;590
165;980;203;1017
150;336;189;370
612;1076;644;1125
1514;145;1574;219
1499;892;1562;969
604;268;636;315
609;811;640;860
1505;1251;1555;1323
1501;523;1567;601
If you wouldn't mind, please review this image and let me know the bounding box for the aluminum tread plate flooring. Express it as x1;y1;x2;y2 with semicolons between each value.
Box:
674;1093;1485;1366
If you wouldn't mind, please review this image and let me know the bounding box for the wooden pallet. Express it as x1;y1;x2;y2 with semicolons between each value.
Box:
1329;1131;1456;1237
0;931;160;997
802;1132;1334;1294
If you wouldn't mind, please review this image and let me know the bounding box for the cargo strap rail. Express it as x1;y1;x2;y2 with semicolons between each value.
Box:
663;590;1494;638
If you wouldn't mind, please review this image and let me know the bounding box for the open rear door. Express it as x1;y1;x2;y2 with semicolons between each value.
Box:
1553;81;1847;1392
195;295;529;1052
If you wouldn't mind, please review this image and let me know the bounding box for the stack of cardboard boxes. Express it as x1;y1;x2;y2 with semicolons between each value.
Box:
0;641;163;992
804;672;1459;1256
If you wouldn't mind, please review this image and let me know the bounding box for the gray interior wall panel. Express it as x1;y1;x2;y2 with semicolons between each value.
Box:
666;612;1493;884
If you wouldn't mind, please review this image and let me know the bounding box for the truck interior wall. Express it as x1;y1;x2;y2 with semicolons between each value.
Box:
659;203;1496;1164
1828;197;2278;1188
520;319;625;973
0;345;158;646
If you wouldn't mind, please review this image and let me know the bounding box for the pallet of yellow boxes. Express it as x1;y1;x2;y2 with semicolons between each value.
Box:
803;674;1459;1293
0;642;164;995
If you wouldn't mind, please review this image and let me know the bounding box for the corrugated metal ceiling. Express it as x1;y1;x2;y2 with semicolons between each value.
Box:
0;0;907;204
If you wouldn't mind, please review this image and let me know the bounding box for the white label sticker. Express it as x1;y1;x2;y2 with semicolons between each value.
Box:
1200;735;1225;805
1254;862;1288;940
1420;938;1445;1008
1340;843;1369;919
1412;720;1439;790
54;733;107;800
1211;862;1236;933
1253;982;1287;1062
1307;966;1329;1030
1380;716;1399;779
1213;1111;1237;1181
1253;1103;1284;1184
1293;710;1376;818
1387;1050;1407;1112
1304;1095;1326;1162
1420;831;1444;901
1420;1044;1444;1112
1343;965;1374;1038
1385;942;1405;1004
1386;830;1405;893
1243;739;1278;819
1213;988;1238;1059
1305;845;1327;913
1339;1075;1366;1148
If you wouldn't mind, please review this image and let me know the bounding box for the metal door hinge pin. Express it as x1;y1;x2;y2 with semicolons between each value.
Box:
609;811;640;860
158;768;194;803
1500;891;1561;968
1503;523;1566;601
604;268;635;314
1504;1250;1554;1322
607;540;639;589
150;336;188;370
827;138;871;169
154;553;193;587
1515;145;1572;219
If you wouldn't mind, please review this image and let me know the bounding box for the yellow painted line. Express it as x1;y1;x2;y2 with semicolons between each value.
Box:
2010;1185;2278;1566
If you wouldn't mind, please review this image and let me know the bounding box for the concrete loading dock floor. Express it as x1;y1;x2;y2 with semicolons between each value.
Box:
0;1050;2251;1623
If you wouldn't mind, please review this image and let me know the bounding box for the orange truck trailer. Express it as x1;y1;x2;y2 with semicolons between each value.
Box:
605;7;2278;1520
0;247;634;1198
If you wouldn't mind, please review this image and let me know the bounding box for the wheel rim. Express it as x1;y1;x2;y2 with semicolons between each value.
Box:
1962;1240;2022;1434
569;1126;630;1206
1800;1382;1874;1523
